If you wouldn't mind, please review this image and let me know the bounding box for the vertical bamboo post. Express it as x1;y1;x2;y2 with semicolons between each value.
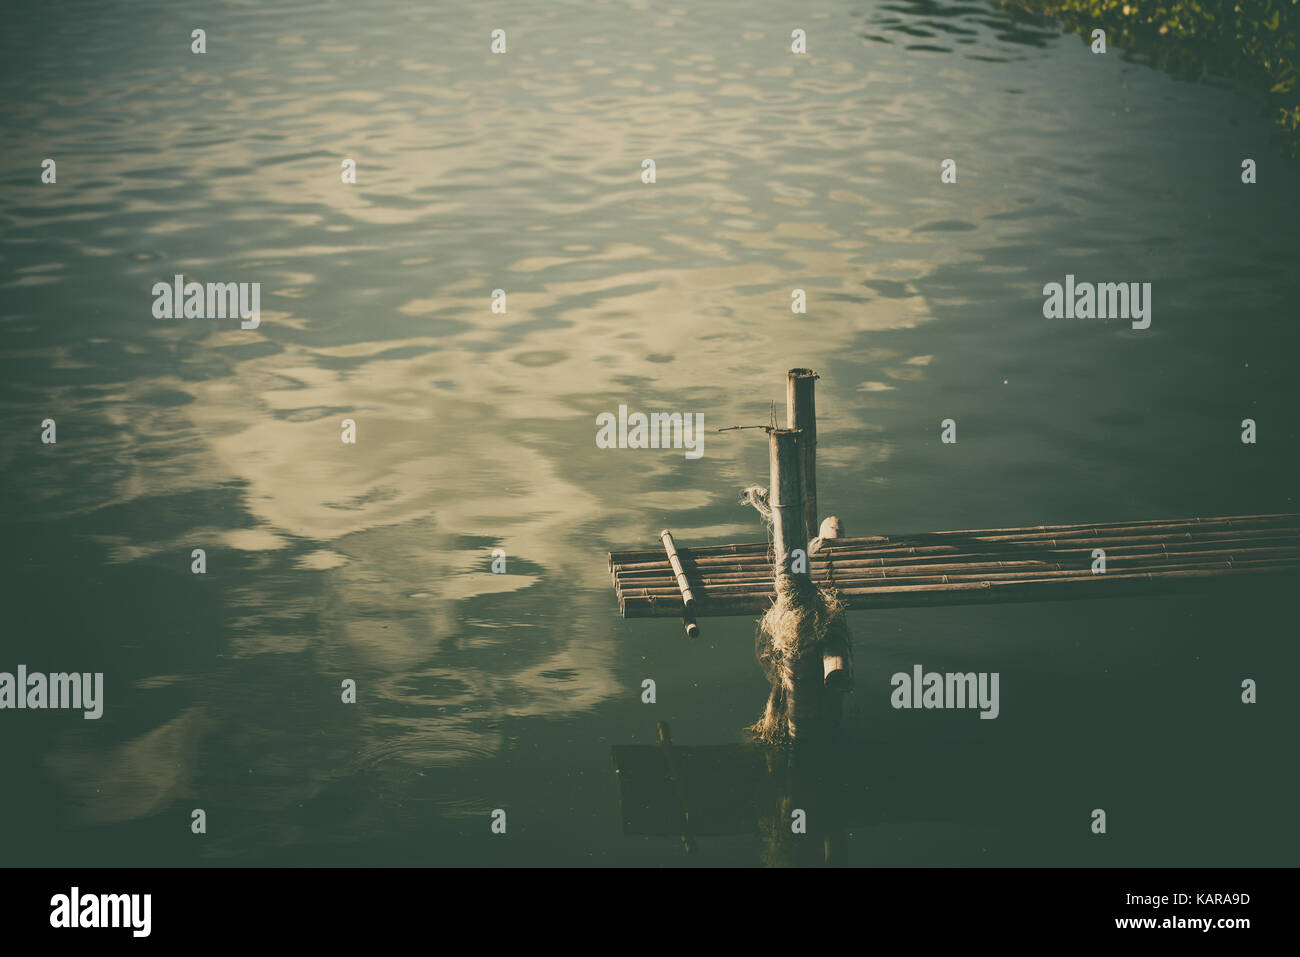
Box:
816;516;853;691
769;428;807;579
786;369;819;546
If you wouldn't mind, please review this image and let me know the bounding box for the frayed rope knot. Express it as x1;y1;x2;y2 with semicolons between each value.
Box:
739;486;772;526
749;574;848;744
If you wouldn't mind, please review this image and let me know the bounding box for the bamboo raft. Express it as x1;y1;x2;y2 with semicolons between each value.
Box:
610;369;1300;636
611;513;1300;620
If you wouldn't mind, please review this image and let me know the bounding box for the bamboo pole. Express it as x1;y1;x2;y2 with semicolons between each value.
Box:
784;523;1300;555
619;558;1069;583
816;516;851;690
769;428;807;579
608;514;1300;563
620;555;1300;597
858;527;1300;549
660;530;696;612
787;369;818;543
619;564;1299;617
613;541;1300;580
764;422;814;741
614;545;1300;587
609;529;1300;574
606;513;1300;565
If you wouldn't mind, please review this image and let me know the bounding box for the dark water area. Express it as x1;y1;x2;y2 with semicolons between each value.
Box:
1;0;1297;866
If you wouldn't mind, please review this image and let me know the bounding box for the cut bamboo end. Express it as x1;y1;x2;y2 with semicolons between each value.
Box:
824;653;851;691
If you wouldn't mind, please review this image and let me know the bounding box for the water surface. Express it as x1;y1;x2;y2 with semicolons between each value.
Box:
1;0;1297;866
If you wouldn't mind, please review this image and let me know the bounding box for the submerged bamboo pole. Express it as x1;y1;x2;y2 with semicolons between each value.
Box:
787;369;819;544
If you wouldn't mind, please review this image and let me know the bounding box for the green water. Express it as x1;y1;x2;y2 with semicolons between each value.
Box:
1;0;1297;866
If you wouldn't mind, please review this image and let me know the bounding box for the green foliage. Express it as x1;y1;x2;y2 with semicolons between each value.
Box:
1006;0;1300;155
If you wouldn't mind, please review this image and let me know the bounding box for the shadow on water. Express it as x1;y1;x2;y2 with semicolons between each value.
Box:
614;576;1300;867
612;716;1050;867
613;721;867;866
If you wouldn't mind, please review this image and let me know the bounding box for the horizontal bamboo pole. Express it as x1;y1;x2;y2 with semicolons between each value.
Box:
828;526;1300;552
609;539;771;569
607;513;1300;566
614;531;1300;575
614;545;1300;586
619;564;1300;618
613;538;1300;580
619;556;1300;598
742;524;1300;562
612;528;1300;573
876;516;1298;542
619;558;1068;585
